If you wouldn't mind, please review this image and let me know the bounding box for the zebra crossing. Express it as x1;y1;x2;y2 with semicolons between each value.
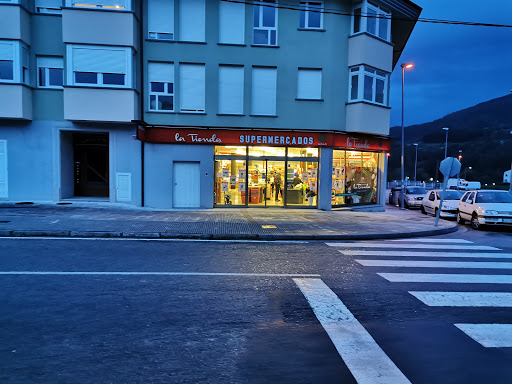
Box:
326;238;512;348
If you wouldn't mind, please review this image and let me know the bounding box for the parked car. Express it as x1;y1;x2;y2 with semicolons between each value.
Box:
388;187;402;204
457;190;512;229
391;186;427;208
421;189;463;218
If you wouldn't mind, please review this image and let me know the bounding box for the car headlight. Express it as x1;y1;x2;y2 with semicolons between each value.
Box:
486;210;499;216
407;197;415;201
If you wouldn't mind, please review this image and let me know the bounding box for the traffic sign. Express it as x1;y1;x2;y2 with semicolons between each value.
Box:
439;157;461;178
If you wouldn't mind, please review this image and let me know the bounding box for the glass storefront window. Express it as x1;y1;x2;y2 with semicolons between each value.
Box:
332;150;347;205
286;160;318;206
287;147;318;158
215;159;246;205
249;146;286;157
214;146;247;156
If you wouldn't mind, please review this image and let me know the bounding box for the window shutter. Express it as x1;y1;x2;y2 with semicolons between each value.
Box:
297;69;321;99
179;0;205;42
180;64;205;112
218;65;244;114
116;172;131;201
0;140;7;199
0;42;14;60
73;47;127;74
148;0;174;34
219;0;245;44
37;56;63;69
252;67;277;115
148;62;174;83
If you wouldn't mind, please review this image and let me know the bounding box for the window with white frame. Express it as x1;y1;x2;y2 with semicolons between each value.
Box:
252;67;277;115
179;0;205;42
349;65;388;105
0;40;29;84
218;65;244;115
68;45;131;87
299;1;323;29
148;62;174;111
35;0;62;14
179;63;205;113
351;0;391;42
297;68;322;100
37;56;64;88
253;0;278;46
219;0;245;45
65;0;130;11
148;0;174;41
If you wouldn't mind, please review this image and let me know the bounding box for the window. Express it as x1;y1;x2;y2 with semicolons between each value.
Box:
0;40;29;83
252;67;277;115
299;1;323;29
297;68;322;100
349;66;388;106
351;0;391;42
0;41;14;81
65;0;130;11
253;0;277;46
218;65;244;115
35;0;62;14
179;0;205;42
148;62;174;111
37;56;64;88
148;0;174;41
219;0;245;44
179;63;205;113
68;45;131;87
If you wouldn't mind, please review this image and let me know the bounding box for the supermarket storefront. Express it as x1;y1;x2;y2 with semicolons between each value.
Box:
137;127;390;209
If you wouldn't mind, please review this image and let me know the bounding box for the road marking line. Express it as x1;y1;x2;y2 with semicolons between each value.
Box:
294;278;411;384
0;271;320;277
454;324;512;347
0;237;309;244
339;251;512;259
378;273;512;284
326;243;499;251
356;260;512;269
391;239;473;244
409;292;512;307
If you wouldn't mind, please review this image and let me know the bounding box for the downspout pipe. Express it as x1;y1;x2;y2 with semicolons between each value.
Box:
139;0;145;207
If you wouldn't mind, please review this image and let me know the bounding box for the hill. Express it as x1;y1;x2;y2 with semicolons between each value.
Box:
388;94;512;184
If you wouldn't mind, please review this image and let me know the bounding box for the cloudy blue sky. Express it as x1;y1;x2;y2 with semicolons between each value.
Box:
389;0;512;127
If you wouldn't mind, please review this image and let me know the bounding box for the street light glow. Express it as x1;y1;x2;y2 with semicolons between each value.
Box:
401;63;414;69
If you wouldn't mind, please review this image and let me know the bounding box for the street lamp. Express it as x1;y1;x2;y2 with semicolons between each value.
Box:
413;143;419;182
400;62;414;209
442;127;449;158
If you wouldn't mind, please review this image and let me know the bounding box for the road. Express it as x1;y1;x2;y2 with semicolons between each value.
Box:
0;228;511;383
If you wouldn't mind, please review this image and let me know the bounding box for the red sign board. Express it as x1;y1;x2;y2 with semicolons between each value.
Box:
138;127;390;151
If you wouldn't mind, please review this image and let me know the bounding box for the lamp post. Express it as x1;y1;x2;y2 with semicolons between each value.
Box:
400;63;414;209
442;127;449;158
413;143;418;182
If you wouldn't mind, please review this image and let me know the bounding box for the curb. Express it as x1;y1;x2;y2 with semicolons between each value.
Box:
0;224;458;241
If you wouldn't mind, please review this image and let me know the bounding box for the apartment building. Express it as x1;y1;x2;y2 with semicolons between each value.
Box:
0;0;421;210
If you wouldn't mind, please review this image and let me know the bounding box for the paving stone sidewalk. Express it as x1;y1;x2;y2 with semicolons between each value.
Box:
0;202;458;240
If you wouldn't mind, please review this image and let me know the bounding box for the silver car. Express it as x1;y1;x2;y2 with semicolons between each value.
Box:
391;186;427;208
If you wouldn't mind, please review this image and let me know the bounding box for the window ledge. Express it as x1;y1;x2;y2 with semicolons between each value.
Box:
61;6;135;15
33;13;62;17
217;43;246;47
178;111;207;115
297;28;326;32
296;98;324;102
146;38;176;43
249;114;278;118
64;85;140;94
250;44;280;48
217;113;245;116
346;100;391;109
146;110;176;114
349;32;394;47
177;41;207;45
0;82;33;89
37;87;64;91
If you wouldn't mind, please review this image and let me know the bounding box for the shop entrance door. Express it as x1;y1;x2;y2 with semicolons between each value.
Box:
247;160;285;207
73;133;109;197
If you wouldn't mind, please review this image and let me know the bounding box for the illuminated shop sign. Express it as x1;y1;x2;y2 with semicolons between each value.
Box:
138;127;390;151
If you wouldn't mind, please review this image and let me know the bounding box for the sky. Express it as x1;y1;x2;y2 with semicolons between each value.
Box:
389;0;512;127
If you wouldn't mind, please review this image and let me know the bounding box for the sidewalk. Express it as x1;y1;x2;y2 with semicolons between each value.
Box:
0;201;458;240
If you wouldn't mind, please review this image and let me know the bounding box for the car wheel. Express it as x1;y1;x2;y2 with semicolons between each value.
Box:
420;206;426;214
457;211;465;224
404;201;410;209
471;213;481;230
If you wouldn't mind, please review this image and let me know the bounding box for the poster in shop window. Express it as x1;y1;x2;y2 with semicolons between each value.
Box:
239;169;246;179
238;182;246;192
221;182;229;192
222;168;230;177
334;180;340;190
335;168;341;178
310;181;317;191
302;172;310;182
311;168;318;179
229;176;237;186
332;167;336;175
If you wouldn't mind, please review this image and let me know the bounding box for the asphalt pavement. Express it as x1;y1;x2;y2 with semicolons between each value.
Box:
0;201;457;240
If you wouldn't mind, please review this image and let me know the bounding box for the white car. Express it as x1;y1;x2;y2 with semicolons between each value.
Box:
421;189;463;218
457;190;512;230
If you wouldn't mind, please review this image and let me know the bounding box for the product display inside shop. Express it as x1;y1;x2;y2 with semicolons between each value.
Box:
332;150;379;207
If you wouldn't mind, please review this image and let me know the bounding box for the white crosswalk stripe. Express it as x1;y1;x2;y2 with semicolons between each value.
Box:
326;238;512;348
